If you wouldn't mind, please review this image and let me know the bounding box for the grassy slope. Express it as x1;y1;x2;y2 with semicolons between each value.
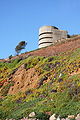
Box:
0;48;80;119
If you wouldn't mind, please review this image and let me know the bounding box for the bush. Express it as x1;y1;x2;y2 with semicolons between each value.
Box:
38;75;48;88
1;81;14;96
36;112;50;120
9;55;13;59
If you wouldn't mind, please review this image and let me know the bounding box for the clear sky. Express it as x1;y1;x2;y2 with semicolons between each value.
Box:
0;0;80;58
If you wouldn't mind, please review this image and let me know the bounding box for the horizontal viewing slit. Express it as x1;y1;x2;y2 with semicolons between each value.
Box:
39;42;53;45
39;32;52;36
39;37;52;41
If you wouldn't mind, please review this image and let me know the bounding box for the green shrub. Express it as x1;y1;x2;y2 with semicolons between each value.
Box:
1;81;14;96
36;112;50;120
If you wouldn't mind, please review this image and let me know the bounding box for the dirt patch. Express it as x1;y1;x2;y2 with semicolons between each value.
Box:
70;68;80;76
8;65;39;95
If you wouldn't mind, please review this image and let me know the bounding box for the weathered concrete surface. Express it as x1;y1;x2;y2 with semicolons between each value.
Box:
39;26;67;48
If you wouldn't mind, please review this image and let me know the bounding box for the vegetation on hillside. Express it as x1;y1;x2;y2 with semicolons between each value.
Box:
0;48;80;119
15;41;27;55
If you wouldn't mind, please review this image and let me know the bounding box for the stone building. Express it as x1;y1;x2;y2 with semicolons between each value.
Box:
38;26;68;48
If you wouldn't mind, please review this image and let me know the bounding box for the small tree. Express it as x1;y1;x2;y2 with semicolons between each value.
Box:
9;55;13;59
15;41;27;55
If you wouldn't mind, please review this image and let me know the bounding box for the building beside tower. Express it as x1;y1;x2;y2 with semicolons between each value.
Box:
38;26;68;48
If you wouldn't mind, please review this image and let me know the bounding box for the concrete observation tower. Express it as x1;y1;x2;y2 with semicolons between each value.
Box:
38;26;68;48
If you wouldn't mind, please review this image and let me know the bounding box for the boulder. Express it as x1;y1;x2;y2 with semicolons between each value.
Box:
68;115;75;119
28;118;36;120
29;112;36;118
49;114;56;120
21;118;36;120
61;118;66;120
56;115;61;120
65;118;70;120
75;113;80;120
21;117;28;120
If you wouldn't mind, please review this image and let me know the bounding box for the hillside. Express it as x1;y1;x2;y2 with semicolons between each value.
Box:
0;35;80;62
0;36;80;119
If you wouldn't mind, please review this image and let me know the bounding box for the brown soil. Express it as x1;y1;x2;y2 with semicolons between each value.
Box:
28;36;80;57
0;36;80;62
70;68;80;76
8;64;39;94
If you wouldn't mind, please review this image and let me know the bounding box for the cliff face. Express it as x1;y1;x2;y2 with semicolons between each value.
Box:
0;36;80;119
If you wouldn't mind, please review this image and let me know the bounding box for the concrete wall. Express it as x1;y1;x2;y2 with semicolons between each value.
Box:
38;26;68;48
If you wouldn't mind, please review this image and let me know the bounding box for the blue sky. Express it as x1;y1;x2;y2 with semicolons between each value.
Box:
0;0;80;58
